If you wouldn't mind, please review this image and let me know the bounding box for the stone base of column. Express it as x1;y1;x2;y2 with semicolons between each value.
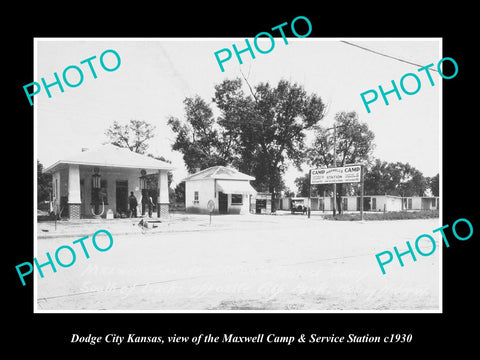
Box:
157;203;169;218
68;203;82;220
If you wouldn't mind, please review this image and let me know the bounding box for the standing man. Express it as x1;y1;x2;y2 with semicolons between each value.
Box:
129;191;138;218
147;194;153;218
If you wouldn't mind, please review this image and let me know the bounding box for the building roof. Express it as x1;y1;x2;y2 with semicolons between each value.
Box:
44;144;175;173
182;166;255;182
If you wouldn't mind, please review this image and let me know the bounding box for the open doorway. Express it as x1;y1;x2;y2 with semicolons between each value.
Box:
218;192;228;214
116;180;128;214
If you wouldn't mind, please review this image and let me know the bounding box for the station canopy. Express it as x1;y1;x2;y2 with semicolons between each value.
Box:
44;144;175;173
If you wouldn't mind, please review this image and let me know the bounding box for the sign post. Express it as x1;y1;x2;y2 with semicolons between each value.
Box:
310;164;363;220
311;165;362;185
308;169;312;219
333;124;337;216
360;165;364;221
207;199;215;225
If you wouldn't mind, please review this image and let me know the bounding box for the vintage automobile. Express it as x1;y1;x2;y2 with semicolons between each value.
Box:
291;198;307;214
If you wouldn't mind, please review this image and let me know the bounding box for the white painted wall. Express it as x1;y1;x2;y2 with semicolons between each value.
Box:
185;179;253;214
293;195;404;212
227;193;250;214
412;197;422;210
387;196;403;211
373;196;402;212
346;197;357;211
68;164;81;204
185;179;216;214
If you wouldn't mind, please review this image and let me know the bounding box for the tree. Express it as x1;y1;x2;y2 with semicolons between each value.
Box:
294;173;311;197
37;160;52;205
308;111;375;213
146;154;173;186
364;159;428;197
214;78;327;205
141;154;175;206
105;120;174;200
174;182;185;203
363;159;390;195
283;188;295;198
427;173;439;196
399;166;427;197
105;119;156;154
294;172;332;198
167;96;235;173
169;78;327;208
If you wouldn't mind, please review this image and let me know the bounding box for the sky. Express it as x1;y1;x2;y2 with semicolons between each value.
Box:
35;38;441;191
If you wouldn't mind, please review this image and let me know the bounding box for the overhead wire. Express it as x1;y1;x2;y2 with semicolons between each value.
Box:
340;40;439;72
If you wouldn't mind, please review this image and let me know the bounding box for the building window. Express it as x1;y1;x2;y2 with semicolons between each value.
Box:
432;198;436;207
194;191;199;204
372;197;376;210
231;194;243;205
342;198;347;210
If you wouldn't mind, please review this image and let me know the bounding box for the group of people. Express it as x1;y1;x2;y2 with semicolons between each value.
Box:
128;191;154;218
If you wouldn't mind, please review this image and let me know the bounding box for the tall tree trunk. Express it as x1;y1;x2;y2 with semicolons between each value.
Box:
269;166;276;212
336;183;343;214
269;183;276;212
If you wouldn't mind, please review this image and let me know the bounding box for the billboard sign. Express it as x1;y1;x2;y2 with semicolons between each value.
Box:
310;165;362;185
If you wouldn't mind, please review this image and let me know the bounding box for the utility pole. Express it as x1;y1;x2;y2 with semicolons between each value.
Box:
326;123;347;216
308;169;312;218
333;123;337;216
360;164;364;221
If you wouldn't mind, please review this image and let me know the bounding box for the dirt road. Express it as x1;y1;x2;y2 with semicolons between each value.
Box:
35;216;440;311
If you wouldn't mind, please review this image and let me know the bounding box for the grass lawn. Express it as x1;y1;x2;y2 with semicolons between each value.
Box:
325;210;439;221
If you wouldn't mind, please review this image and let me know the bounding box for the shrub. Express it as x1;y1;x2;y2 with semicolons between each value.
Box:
325;210;439;221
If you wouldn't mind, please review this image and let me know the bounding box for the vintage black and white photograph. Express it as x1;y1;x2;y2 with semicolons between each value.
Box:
34;38;441;312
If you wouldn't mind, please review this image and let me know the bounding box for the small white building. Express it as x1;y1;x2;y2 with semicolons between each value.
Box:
44;144;174;219
285;195;438;212
251;192;273;214
182;166;257;214
402;196;439;210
